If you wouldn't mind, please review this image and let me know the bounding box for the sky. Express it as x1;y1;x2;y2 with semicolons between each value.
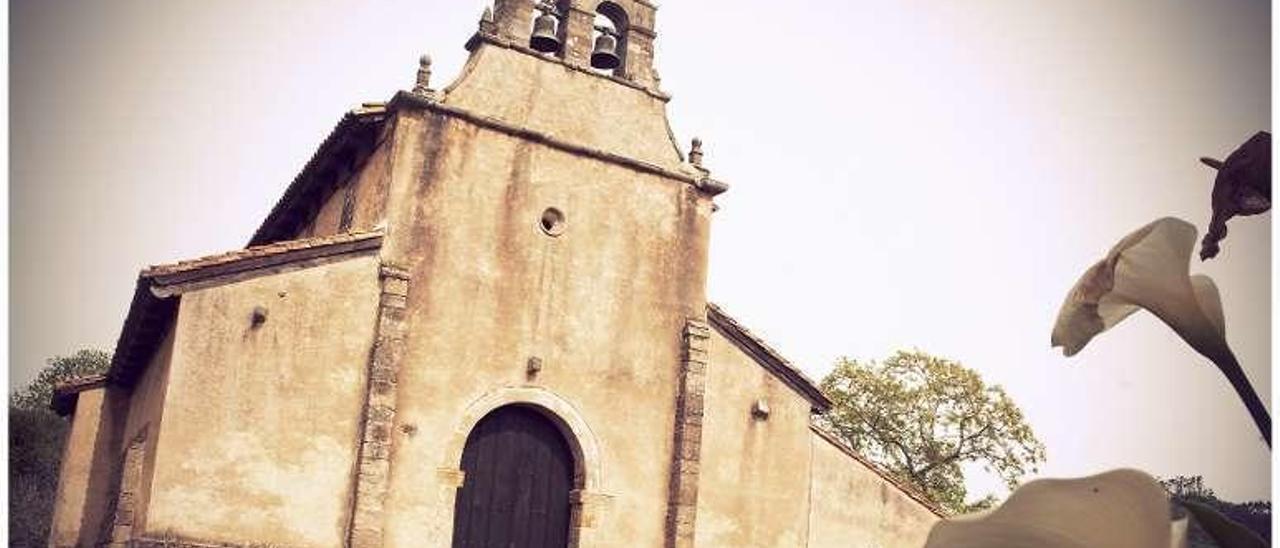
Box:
10;0;1271;502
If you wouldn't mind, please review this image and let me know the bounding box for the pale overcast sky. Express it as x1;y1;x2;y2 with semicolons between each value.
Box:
10;1;1270;502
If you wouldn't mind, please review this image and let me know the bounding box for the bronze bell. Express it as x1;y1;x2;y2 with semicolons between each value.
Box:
530;13;561;53
590;33;621;70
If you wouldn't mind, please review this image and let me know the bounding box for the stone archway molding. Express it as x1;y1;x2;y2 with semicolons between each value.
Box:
443;385;604;493
442;385;611;547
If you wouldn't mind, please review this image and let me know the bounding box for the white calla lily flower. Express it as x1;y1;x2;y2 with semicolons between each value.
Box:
1051;217;1269;446
924;469;1181;548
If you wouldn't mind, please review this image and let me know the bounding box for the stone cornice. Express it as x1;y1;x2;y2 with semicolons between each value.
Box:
387;91;728;198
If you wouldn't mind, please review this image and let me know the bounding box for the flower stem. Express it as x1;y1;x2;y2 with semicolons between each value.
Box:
1214;353;1271;448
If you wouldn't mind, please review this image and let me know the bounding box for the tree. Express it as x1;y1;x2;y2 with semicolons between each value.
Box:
9;349;111;547
10;348;112;410
819;350;1046;514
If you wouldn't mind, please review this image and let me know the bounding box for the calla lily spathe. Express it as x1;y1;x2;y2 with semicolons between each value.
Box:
924;469;1178;548
1051;217;1269;446
1051;217;1228;362
924;469;1267;548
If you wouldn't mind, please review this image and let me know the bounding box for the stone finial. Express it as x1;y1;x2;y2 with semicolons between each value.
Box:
688;137;704;166
477;6;496;35
414;55;432;94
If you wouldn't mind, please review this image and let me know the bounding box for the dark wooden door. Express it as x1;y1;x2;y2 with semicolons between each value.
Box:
451;406;574;548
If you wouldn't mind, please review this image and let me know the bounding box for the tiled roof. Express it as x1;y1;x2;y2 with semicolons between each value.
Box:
249;103;388;246
52;230;384;415
50;374;108;415
144;230;383;280
706;302;832;411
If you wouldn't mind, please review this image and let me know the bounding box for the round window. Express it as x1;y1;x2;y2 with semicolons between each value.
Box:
540;207;566;236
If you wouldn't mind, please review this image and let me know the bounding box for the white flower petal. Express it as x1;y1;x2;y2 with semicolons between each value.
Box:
924;469;1178;548
1051;217;1232;363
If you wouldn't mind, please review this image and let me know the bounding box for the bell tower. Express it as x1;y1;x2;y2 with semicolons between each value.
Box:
351;0;736;543
478;0;660;89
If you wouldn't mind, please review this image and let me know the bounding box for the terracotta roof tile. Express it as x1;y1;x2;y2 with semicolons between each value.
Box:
53;374;108;396
248;104;388;246
50;374;109;415
706;302;832;411
142;229;383;279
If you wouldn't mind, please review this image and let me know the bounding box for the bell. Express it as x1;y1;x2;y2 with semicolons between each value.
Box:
590;33;621;70
529;13;561;53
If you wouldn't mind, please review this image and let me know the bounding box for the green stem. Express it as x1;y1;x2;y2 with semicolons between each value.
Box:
1214;353;1271;448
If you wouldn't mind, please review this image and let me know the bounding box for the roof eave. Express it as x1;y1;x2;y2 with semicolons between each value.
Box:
50;374;110;416
92;231;385;406
705;302;833;412
248;104;389;247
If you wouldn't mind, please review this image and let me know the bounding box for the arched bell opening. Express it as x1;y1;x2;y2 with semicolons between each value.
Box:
529;3;564;54
450;404;580;548
590;2;628;76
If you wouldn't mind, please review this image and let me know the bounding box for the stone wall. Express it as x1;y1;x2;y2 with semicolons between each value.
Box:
302;128;394;239
48;386;127;548
115;327;176;540
374;37;713;546
807;429;941;547
694;329;814;547
139;256;381;547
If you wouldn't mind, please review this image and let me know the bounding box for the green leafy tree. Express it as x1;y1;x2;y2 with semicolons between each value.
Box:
10;349;111;547
819;350;1046;514
10;349;112;410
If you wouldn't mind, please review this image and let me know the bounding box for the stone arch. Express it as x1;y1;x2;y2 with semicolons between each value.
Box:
443;385;603;493
591;1;629;76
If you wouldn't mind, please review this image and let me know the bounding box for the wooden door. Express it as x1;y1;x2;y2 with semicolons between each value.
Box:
451;406;574;548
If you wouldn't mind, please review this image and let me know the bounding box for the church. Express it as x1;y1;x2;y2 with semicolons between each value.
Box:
48;1;940;546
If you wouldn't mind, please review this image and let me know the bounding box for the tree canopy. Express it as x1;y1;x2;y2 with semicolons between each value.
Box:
819;350;1045;514
10;348;111;411
10;348;111;547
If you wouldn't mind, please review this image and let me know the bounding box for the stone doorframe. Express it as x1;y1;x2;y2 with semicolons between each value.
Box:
439;386;611;547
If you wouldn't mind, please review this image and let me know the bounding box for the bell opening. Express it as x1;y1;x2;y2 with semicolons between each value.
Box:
529;12;562;53
589;6;626;73
590;34;621;70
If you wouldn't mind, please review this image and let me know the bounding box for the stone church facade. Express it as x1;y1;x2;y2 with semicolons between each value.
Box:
48;1;940;546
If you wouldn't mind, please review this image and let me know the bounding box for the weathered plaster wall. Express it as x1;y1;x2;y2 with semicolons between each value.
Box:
694;330;813;547
48;386;127;548
48;388;103;547
378;88;712;545
141;256;381;547
807;431;940;547
302;132;394;238
307;182;348;237
349;128;394;230
442;44;684;171
121;327;175;536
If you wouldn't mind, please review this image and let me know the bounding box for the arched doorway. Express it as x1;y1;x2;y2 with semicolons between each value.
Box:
451;405;574;548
